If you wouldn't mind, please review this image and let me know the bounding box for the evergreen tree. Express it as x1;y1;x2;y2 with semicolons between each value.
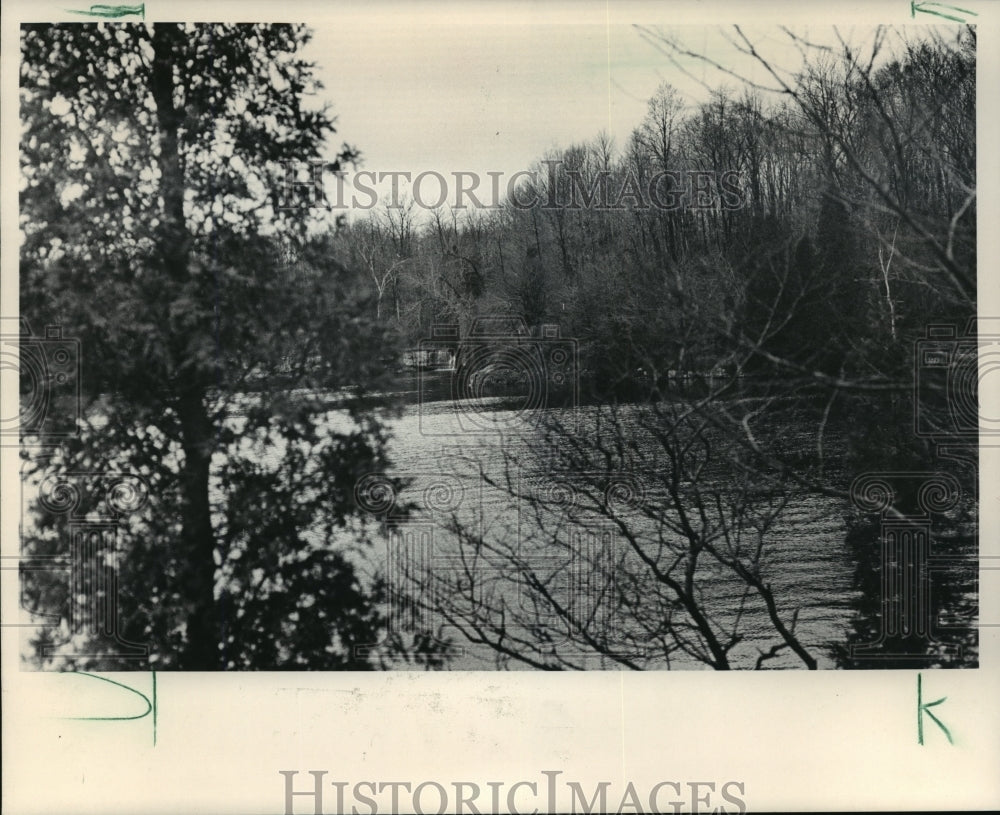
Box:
20;23;404;669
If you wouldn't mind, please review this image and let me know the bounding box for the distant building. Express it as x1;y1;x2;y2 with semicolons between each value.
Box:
402;348;455;370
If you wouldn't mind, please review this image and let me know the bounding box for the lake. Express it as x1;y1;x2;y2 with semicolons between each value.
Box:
21;377;969;671
362;389;858;670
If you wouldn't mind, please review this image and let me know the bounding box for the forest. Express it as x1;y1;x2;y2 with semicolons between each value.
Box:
18;23;977;669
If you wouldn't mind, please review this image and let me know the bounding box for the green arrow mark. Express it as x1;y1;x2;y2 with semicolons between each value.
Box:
911;1;977;23
67;4;145;18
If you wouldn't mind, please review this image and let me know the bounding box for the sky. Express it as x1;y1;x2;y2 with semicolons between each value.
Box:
307;24;665;180
299;19;930;214
301;23;780;207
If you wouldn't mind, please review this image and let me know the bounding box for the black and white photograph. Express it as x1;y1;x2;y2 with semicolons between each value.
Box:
2;0;998;812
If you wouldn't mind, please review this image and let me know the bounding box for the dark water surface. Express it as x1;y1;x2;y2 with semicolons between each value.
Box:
374;395;858;670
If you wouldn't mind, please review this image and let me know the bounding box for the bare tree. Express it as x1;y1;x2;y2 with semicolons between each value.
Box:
386;400;818;670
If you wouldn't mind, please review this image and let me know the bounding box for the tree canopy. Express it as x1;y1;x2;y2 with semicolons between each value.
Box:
20;23;415;670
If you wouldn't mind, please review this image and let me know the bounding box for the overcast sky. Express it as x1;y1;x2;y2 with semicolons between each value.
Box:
302;25;785;191
299;20;938;212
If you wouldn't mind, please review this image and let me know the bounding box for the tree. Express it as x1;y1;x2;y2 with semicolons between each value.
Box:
19;23;420;670
345;25;977;670
395;403;818;670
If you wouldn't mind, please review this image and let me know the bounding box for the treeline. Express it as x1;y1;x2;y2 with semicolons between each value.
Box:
328;29;974;416
326;26;978;668
18;23;975;669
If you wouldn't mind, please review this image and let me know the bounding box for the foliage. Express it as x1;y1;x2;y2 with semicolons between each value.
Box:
19;23;427;669
330;26;976;668
20;24;977;670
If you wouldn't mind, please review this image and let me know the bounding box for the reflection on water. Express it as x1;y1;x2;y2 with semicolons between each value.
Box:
20;379;973;670
371;399;858;670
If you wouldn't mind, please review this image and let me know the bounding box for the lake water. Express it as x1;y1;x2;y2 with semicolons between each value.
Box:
365;394;857;670
17;384;860;670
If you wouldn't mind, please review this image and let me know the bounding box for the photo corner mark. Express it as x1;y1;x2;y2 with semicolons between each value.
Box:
917;673;954;746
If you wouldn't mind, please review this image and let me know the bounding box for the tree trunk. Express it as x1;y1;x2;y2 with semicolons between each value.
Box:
150;25;221;668
177;386;220;669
